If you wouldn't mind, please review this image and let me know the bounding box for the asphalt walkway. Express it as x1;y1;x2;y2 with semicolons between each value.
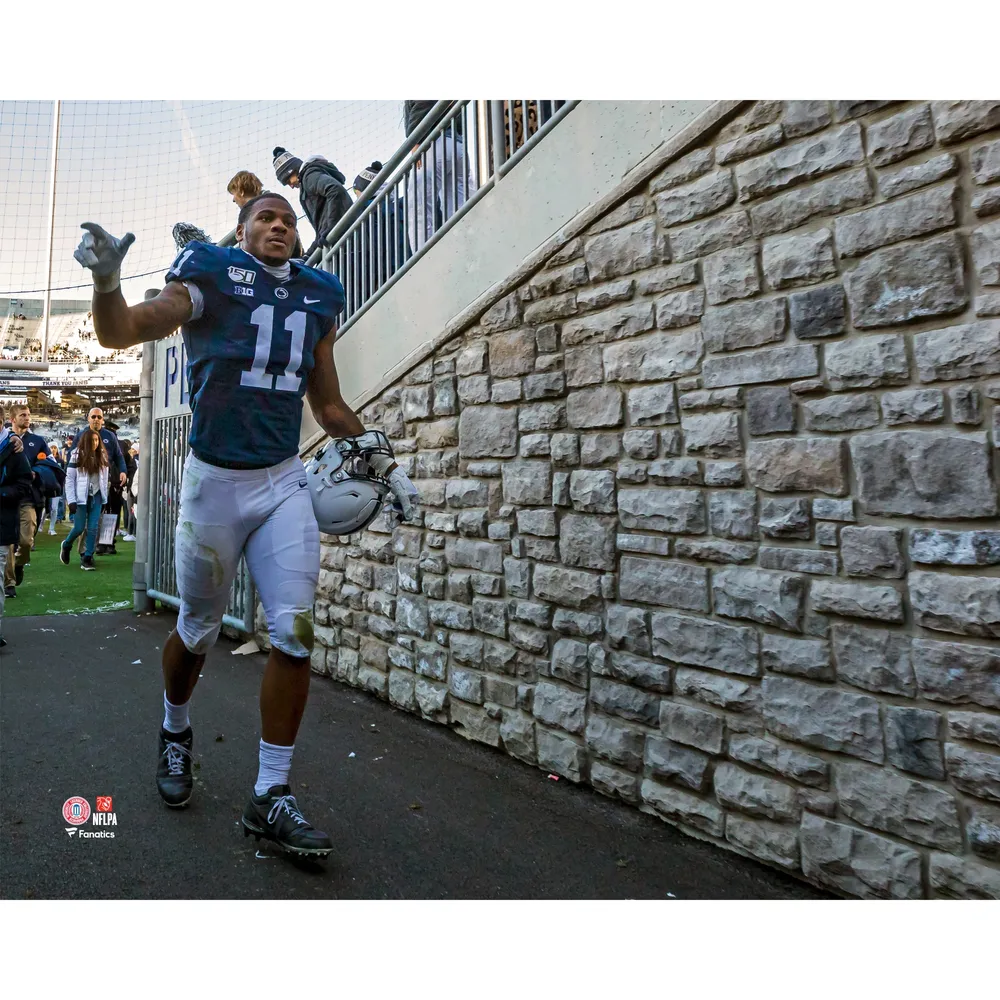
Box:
0;608;831;899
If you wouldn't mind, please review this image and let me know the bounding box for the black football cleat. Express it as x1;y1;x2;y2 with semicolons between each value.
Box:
59;542;70;566
14;564;24;586
241;785;333;859
156;727;194;808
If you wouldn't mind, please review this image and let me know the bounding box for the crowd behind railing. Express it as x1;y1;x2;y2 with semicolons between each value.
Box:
212;100;568;324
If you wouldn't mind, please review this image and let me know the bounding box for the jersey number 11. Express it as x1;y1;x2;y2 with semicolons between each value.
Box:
241;304;307;393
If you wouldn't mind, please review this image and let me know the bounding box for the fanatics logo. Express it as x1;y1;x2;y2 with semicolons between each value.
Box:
96;796;113;812
228;266;256;284
62;796;91;826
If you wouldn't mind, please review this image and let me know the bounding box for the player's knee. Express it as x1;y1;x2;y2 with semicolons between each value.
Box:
177;609;222;656
270;608;314;658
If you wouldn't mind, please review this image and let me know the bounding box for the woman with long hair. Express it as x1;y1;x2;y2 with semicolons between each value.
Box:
61;429;109;571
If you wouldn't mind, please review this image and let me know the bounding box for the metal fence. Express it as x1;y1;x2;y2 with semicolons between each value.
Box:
143;349;256;633
311;99;575;333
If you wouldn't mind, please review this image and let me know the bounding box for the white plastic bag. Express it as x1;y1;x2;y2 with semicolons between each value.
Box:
99;513;118;546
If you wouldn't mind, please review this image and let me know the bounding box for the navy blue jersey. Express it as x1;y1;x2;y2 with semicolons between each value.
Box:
165;242;345;467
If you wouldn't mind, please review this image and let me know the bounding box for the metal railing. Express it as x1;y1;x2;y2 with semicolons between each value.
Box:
310;99;574;334
144;410;256;632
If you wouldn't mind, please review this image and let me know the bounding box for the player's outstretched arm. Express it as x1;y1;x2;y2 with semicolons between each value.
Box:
90;282;193;350
74;223;192;348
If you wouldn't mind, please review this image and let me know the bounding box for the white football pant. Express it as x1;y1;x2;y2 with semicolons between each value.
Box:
175;452;319;658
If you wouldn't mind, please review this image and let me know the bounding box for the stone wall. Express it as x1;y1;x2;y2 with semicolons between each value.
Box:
280;100;1000;899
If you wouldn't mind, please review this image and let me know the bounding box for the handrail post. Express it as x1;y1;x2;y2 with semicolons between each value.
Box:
133;288;158;614
490;100;506;176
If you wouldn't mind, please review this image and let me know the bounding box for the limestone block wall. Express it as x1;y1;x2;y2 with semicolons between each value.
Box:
282;100;1000;898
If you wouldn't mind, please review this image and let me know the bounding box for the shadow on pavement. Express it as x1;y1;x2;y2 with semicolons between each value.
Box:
0;608;832;899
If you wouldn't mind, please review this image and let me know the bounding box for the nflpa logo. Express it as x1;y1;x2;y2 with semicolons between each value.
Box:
96;796;113;812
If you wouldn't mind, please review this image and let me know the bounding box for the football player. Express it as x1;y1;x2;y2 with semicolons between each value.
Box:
73;192;419;859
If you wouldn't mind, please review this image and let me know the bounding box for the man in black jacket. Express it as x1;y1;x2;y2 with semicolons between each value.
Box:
3;404;48;597
273;147;353;260
1;426;33;644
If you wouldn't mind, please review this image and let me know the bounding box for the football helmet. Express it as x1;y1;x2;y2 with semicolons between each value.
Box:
304;430;394;535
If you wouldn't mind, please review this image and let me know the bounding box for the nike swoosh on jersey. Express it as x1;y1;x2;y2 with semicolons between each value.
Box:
304;297;321;304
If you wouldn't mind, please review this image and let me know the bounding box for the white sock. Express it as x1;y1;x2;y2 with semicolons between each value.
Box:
162;692;191;734
255;740;294;796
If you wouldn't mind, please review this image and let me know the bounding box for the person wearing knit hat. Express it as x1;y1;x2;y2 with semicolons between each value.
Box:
352;161;383;197
272;147;303;187
272;146;352;259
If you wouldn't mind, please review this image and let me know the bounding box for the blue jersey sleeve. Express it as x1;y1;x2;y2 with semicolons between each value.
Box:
165;241;224;287
302;267;345;335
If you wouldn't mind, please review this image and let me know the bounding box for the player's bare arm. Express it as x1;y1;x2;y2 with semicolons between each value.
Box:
306;329;420;521
304;330;365;438
74;222;192;349
92;282;192;350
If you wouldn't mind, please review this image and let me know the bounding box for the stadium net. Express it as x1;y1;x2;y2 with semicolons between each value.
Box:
1;100;404;368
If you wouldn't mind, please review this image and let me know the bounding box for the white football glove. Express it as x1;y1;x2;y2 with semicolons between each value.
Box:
368;453;420;522
73;222;135;293
334;430;421;523
387;465;420;522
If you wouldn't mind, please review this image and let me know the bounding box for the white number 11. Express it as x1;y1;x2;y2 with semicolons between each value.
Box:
241;304;307;392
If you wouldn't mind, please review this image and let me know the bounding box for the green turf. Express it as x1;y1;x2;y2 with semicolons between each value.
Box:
5;519;136;617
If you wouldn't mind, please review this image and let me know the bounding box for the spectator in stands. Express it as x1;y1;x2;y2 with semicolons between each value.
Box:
352;160;409;297
1;425;33;646
61;429;108;572
352;161;382;200
120;437;138;541
228;170;303;258
101;419;131;554
129;445;141;540
3;405;47;598
43;443;67;535
404;100;468;250
227;170;263;209
273;147;353;259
